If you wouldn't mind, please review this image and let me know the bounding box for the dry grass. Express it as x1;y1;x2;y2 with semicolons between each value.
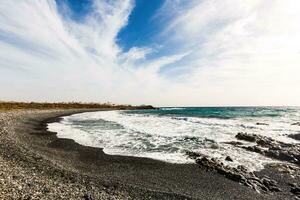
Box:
0;101;154;111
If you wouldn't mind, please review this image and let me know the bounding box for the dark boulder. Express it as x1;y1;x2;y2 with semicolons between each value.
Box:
288;134;300;141
236;132;256;142
225;156;233;162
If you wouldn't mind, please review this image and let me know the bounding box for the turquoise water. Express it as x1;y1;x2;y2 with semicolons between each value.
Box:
48;107;300;171
126;107;297;119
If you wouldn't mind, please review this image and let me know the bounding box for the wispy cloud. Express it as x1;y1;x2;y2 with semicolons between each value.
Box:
156;0;300;105
0;0;299;106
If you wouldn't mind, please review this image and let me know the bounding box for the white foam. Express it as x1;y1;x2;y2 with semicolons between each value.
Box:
48;110;299;171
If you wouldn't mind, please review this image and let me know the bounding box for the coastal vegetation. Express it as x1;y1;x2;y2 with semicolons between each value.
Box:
0;101;155;111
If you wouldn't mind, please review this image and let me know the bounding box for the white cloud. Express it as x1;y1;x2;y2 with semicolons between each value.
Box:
157;0;300;106
119;47;153;66
0;0;299;106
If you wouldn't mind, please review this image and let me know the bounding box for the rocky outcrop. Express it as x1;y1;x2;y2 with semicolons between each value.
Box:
235;133;300;165
186;152;281;193
235;132;257;142
288;133;300;141
292;122;300;126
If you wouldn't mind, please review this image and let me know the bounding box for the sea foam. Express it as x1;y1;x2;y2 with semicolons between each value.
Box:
48;108;300;171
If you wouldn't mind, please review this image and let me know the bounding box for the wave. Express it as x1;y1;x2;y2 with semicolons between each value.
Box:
160;107;183;111
48;109;300;172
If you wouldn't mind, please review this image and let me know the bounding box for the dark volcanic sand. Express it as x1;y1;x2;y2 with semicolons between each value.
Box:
0;109;298;199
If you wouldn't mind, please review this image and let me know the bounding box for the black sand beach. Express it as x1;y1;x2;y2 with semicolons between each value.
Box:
0;109;299;199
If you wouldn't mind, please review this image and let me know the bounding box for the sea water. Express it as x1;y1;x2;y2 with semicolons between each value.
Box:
48;107;300;171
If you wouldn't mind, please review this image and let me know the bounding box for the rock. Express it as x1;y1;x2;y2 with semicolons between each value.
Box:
210;143;219;149
268;186;281;192
264;150;279;158
225;156;233;162
288;134;300;141
186;151;203;159
292;122;300;126
277;164;298;174
235;133;300;165
195;156;215;170
256;122;269;126
216;167;228;175
262;178;277;187
235;133;276;147
225;171;245;182
269;145;282;151
237;165;248;173
254;178;281;192
257;139;272;147
188;152;282;193
236;132;256;142
279;151;295;162
243;146;264;154
223;141;244;146
183;136;201;142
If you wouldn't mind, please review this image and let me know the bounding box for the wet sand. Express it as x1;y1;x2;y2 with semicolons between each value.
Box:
0;109;298;199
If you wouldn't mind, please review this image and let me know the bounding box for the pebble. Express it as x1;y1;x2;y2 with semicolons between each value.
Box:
0;110;131;200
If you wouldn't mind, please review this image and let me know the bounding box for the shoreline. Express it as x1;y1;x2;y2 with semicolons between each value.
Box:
0;109;298;199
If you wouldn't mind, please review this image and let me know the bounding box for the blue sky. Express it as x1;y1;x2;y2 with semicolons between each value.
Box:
56;0;164;51
117;0;163;51
57;0;92;19
0;0;300;106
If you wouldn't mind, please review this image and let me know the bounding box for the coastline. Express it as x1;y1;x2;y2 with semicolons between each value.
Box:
0;109;297;199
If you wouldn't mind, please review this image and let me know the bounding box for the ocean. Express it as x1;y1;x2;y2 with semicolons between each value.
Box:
48;107;300;171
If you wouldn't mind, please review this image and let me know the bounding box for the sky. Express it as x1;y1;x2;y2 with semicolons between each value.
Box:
0;0;300;106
